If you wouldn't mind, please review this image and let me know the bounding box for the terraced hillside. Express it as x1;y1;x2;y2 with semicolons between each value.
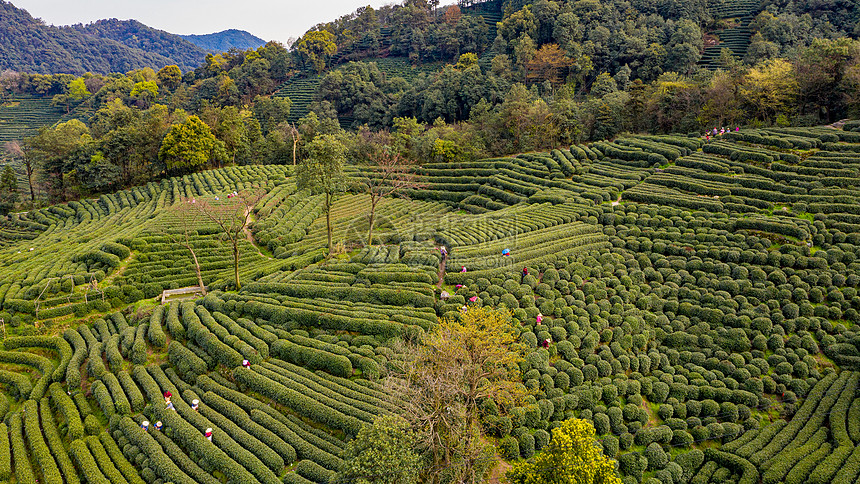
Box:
272;77;321;124
700;0;761;69
2;125;860;482
0;95;68;143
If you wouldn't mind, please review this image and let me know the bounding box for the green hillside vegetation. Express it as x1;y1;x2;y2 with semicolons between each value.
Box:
0;123;857;482
68;19;209;70
0;0;208;74
0;1;859;481
0;95;67;143
181;29;268;53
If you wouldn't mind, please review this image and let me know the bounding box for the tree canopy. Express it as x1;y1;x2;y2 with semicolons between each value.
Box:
507;418;622;484
158;115;225;172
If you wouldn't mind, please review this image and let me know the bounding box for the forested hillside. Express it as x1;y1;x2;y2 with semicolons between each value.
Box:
67;19;209;70
0;1;208;74
181;29;268;53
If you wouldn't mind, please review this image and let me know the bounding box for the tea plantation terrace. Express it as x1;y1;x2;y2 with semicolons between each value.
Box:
0;125;860;482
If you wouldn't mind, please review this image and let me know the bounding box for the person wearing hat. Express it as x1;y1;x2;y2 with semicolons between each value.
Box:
242;359;251;369
502;248;510;256
164;391;175;411
205;428;213;441
155;421;163;431
191;399;199;411
141;421;149;431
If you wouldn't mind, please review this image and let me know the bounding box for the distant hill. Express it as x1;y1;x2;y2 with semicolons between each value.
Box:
181;29;267;53
68;19;208;70
0;0;205;74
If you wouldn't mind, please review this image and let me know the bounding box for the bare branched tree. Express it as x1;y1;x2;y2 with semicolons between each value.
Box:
3;140;34;201
276;121;301;165
187;188;267;290
162;200;209;295
355;132;425;246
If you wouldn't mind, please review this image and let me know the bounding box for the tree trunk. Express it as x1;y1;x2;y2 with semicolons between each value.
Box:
367;195;378;247
25;162;35;201
186;244;207;295
325;192;333;258
233;238;241;290
292;138;298;166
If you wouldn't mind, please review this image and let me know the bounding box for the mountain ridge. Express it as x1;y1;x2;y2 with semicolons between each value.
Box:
0;0;263;74
180;29;268;53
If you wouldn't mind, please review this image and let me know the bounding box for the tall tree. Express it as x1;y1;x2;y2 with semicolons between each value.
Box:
390;306;525;484
355;132;423;246
507;418;622;484
794;38;860;121
162;199;209;294
158;115;226;173
156;65;182;91
24;119;90;201
526;44;574;86
3;141;34;201
296;31;337;74
189;188;266;290
740;58;798;123
296;134;347;258
0;165;18;215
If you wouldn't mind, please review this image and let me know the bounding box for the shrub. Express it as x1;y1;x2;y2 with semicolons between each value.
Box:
674;449;704;482
201;391;296;464
645;442;668;471
295;460;336;483
22;400;62;483
168;341;208;381
234;367;363;436
519;432;535;458
148;306;167;348
619;452;647;480
91;380;115;417
49;383;84;440
271;338;353;378
0;423;8;481
69;439;110;484
98;432;145;484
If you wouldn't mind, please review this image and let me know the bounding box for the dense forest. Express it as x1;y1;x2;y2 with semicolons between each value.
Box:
0;1;233;74
180;30;268;53
1;0;859;205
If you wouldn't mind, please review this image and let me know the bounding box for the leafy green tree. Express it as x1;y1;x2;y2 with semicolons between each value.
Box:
296;134;347;257
740;58;799;123
507;418;622;484
251;96;292;135
393;306;526;484
130;81;158;107
25;119;90;200
455;52;479;70
296;30;337;74
156;65;182;91
334;416;420;484
794;38;860;121
158;115;225;173
0;165;19;215
67;78;91;102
